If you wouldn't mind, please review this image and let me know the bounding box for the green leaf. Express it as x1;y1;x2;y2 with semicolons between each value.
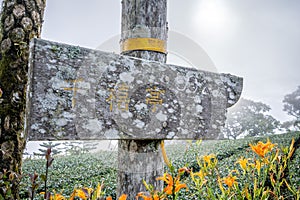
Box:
6;189;11;196
40;174;46;182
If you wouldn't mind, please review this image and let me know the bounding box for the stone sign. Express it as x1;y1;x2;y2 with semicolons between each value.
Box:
25;39;243;140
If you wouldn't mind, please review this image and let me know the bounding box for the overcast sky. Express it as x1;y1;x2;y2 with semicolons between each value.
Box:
2;0;300;122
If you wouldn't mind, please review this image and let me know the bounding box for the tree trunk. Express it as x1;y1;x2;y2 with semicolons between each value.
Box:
0;0;46;199
118;0;168;198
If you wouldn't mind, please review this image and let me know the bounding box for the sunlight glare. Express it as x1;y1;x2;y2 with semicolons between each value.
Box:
194;1;237;37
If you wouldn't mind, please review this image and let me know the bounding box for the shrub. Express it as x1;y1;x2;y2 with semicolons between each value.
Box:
20;132;300;199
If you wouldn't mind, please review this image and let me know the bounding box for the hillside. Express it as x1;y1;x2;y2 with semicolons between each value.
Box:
20;132;300;199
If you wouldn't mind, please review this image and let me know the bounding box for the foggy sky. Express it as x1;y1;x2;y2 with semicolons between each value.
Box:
1;0;299;122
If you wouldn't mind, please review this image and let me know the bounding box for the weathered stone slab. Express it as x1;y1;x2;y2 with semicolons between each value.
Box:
25;39;243;140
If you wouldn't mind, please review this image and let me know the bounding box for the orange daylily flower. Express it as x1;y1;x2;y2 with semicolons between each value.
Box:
157;173;173;194
223;175;237;187
136;192;161;200
106;196;113;200
119;194;127;200
174;181;188;193
249;139;275;158
136;192;149;200
106;195;127;200
152;194;161;200
40;192;66;200
156;173;188;195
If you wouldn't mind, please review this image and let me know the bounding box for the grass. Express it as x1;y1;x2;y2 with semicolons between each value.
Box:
20;132;300;199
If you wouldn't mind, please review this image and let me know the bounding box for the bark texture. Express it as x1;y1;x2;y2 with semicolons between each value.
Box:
121;0;167;63
0;0;46;199
118;0;167;198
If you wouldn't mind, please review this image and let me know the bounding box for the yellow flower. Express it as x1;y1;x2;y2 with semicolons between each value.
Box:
202;154;217;168
249;139;275;158
193;169;206;180
76;189;87;199
223;175;237;187
53;193;65;200
191;169;207;188
254;160;263;175
69;189;88;200
236;157;250;171
96;182;102;198
203;154;214;163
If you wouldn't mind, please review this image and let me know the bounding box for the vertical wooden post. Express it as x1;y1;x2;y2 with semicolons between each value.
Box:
118;0;168;198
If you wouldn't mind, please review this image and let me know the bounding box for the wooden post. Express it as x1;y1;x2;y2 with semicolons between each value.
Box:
118;0;167;198
25;2;243;198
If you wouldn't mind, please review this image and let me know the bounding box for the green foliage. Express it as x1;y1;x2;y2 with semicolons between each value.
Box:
167;132;300;200
20;132;299;199
20;151;117;199
0;170;20;199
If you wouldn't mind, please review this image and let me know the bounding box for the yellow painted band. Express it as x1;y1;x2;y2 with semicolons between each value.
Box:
121;38;167;54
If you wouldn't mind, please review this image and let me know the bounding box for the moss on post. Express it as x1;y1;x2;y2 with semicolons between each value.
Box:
0;0;46;199
118;0;168;198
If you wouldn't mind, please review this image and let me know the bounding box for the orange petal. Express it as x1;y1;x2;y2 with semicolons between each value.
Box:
175;183;187;193
119;194;127;200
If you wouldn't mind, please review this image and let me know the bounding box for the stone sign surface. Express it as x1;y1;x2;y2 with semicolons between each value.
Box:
25;39;243;140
